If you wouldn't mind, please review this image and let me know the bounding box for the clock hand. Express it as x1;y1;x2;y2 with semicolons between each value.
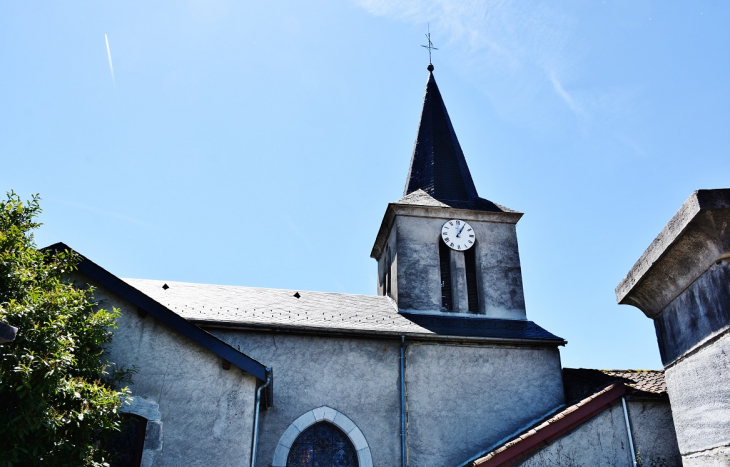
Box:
457;224;466;237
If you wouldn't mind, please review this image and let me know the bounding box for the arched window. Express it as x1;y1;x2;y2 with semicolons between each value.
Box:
286;421;358;467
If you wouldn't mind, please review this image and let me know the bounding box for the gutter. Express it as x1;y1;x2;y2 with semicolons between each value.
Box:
400;335;407;467
251;370;273;467
622;396;637;467
193;321;567;347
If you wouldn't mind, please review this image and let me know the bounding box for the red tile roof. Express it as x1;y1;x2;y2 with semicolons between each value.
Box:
599;369;666;394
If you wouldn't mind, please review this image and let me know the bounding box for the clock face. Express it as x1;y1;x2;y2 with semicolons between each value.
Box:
441;219;476;251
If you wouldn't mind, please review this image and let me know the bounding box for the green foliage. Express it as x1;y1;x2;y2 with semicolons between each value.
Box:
0;192;130;467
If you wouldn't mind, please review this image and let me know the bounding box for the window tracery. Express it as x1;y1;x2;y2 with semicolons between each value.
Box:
286;422;358;467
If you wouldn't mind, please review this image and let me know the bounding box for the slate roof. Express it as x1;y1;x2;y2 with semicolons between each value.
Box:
45;243;271;384
123;278;565;344
404;70;506;213
394;189;518;214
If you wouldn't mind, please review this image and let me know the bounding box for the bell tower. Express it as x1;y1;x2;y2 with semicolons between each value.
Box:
371;66;527;320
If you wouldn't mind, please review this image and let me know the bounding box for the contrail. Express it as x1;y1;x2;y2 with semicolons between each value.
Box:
105;34;115;84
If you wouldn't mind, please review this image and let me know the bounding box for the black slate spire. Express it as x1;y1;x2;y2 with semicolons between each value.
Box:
404;68;480;206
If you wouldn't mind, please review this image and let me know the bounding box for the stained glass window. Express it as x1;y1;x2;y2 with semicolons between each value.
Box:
286;421;358;467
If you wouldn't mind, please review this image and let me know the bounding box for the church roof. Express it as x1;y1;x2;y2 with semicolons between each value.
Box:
45;243;271;384
404;70;505;212
123;278;565;344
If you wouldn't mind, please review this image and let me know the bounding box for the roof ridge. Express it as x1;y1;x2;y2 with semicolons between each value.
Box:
122;278;393;299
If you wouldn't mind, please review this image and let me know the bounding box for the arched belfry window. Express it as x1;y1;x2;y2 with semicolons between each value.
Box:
287;421;358;467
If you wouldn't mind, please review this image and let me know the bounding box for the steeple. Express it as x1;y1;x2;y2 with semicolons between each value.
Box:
371;65;527;319
404;67;483;209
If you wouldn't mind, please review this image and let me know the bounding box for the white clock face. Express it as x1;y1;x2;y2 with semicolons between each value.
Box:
441;219;475;251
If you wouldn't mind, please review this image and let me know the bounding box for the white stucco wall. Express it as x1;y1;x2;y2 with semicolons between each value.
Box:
211;330;565;467
212;331;403;467
515;399;681;467
516;404;632;467
664;331;730;463
394;214;526;319
81;275;259;467
628;400;682;467
406;343;564;467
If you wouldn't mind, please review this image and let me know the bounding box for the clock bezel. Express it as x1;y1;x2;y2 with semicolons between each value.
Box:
441;219;476;251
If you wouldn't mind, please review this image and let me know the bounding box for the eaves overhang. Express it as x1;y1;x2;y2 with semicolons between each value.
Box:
615;188;730;318
190;319;567;347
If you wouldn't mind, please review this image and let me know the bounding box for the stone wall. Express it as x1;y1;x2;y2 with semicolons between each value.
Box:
654;260;730;366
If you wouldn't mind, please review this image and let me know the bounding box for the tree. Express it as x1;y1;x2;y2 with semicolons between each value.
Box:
0;192;129;467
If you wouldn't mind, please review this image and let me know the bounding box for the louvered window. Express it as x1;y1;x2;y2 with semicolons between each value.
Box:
465;246;479;313
439;240;453;310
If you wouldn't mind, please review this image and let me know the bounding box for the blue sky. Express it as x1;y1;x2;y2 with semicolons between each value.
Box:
2;1;729;370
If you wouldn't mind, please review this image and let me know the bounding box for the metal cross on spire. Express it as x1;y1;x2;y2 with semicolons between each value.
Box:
421;24;438;67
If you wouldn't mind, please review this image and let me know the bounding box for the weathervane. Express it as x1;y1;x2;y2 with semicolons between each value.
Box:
421;24;438;69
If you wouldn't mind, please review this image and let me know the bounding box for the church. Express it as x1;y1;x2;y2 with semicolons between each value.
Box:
53;63;730;466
